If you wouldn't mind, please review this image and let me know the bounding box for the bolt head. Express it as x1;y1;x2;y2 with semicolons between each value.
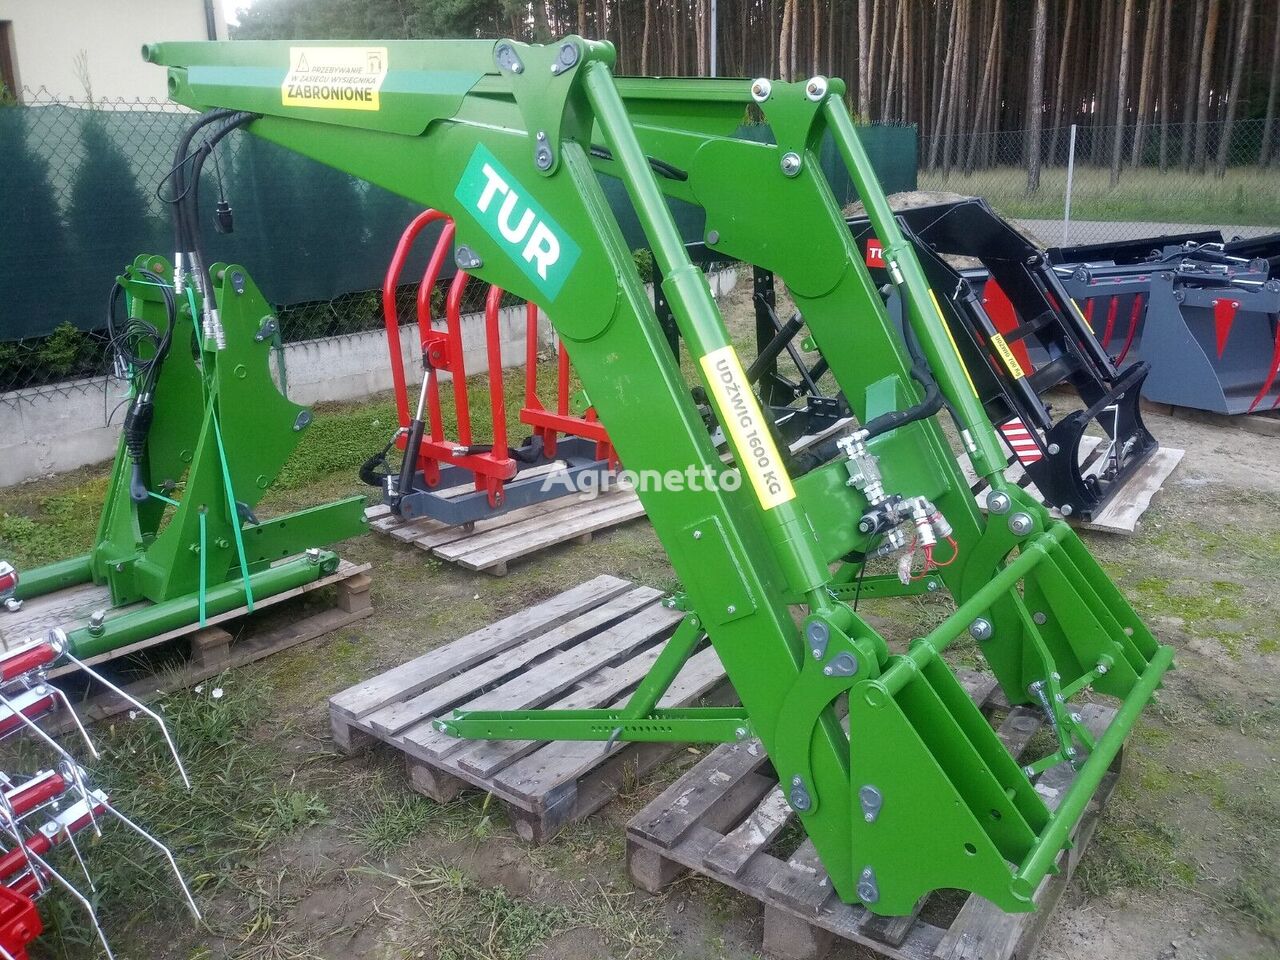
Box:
726;604;736;615
1047;442;1061;455
734;727;748;740
926;579;940;592
987;491;1011;514
692;529;703;539
969;618;993;641
780;151;802;176
1060;504;1074;517
1097;662;1109;675
1070;712;1083;723
1032;611;1048;625
750;78;772;102
823;665;833;676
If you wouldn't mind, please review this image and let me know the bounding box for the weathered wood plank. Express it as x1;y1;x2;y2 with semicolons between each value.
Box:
397;602;680;760
438;494;645;571
328;574;629;720
628;738;772;849
361;586;661;737
703;786;793;879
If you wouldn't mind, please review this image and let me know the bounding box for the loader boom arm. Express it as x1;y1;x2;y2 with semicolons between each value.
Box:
145;37;1172;915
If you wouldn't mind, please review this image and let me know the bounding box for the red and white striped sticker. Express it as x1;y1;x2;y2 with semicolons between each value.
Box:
998;418;1043;465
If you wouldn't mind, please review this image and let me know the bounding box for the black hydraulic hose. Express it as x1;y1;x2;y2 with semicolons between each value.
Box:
858;284;946;440
163;108;239;252
747;305;805;386
859;351;943;440
178;114;255;297
108;268;176;503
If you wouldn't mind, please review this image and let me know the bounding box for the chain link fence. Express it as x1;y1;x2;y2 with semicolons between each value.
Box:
0;88;432;402
1;88;918;408
919;118;1279;248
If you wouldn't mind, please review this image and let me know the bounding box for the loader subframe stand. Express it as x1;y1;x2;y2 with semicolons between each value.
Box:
147;37;1173;917
9;257;367;656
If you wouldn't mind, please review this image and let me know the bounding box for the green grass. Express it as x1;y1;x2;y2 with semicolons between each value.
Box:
919;164;1280;227
24;675;328;959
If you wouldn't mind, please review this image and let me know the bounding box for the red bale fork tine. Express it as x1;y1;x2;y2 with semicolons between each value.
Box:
381;210;617;515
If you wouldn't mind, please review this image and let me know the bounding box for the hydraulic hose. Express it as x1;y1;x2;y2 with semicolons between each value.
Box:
108;269;176;502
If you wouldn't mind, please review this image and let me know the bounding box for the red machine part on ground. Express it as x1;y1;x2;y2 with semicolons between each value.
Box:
383;210;616;510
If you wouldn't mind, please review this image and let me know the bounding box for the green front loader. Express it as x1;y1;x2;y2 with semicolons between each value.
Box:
139;36;1172;915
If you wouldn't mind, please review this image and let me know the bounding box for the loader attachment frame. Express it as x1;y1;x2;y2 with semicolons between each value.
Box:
145;37;1173;915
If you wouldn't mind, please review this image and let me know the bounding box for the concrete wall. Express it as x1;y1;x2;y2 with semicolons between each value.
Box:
0;0;226;100
0;269;738;488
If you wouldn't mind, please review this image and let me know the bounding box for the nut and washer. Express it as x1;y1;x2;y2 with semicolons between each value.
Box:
534;131;554;171
856;867;879;904
750;78;772;102
1008;512;1033;536
987;491;1011;514
805;76;828;101
780;151;802;177
969;618;993;641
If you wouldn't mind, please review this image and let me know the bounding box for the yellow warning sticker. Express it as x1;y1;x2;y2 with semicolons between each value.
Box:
930;289;979;398
699;345;796;511
1071;297;1093;332
281;47;388;111
989;333;1026;379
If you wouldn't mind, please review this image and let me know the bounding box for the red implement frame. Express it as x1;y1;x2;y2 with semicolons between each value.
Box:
383;212;616;510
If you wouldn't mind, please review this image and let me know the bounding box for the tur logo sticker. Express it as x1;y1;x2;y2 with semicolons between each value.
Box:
454;144;581;300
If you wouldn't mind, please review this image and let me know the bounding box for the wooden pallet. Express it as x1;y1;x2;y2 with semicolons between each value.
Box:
13;560;374;732
626;671;1123;960
366;485;645;576
959;434;1183;535
329;574;730;842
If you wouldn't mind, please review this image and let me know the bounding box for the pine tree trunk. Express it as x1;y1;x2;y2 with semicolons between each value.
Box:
882;1;904;119
858;0;872;117
532;0;551;41
1158;0;1174;170
826;0;835;77
1215;0;1253;176
1182;0;1206;169
641;0;652;73
1193;0;1222;173
810;0;820;75
779;0;793;81
968;0;1002;172
928;0;959;169
1263;8;1280;164
1026;0;1048;191
1047;0;1076;163
1130;0;1160;167
1109;0;1135;186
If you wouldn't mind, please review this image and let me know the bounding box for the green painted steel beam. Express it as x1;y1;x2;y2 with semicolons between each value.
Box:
437;705;751;743
66;550;341;658
13;554;94;602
